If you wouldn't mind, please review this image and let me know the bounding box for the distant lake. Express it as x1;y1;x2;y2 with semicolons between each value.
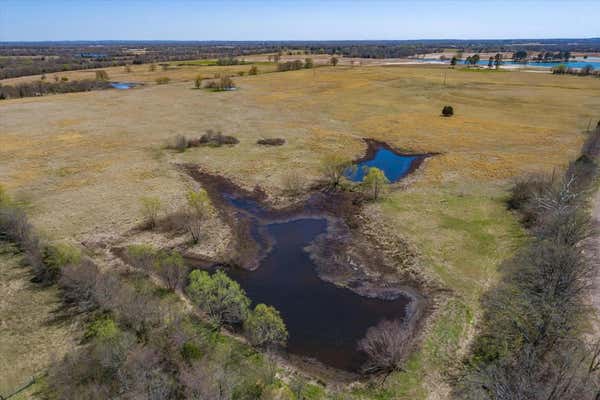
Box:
417;57;600;69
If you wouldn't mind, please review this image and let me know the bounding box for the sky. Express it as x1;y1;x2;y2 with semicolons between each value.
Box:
1;0;599;42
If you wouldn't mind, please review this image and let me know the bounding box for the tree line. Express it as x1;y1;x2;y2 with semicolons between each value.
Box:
454;123;600;399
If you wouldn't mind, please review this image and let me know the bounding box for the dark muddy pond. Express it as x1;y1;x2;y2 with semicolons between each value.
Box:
213;193;411;372
345;145;424;183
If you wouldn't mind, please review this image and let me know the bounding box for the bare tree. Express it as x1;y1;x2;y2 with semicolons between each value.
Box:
358;319;412;376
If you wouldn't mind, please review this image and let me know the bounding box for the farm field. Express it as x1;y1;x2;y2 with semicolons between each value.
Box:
2;63;600;397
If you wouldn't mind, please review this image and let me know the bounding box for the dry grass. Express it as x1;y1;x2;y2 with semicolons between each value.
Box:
0;245;78;396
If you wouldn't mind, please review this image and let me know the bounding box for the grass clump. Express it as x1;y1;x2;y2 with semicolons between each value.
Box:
155;77;171;85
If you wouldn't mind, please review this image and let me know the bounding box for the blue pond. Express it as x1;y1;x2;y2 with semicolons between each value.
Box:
110;82;134;90
345;147;421;182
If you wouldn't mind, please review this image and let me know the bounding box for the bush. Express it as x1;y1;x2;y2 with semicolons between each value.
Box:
248;65;258;75
194;74;203;89
244;303;288;348
186;269;250;326
277;60;304;72
257;138;285;146
442;105;454;117
95;70;109;81
85;316;121;341
320;154;353;187
42;242;82;282
358;319;412;374
204;74;235;91
166;134;189;152
281;171;305;196
140;196;162;229
198;129;239;147
126;244;157;272
59;259;101;312
155;77;171;85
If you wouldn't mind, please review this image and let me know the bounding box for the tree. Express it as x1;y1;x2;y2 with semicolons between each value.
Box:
304;58;314;69
361;167;389;200
442;105;454;117
358;319;411;375
488;57;494;68
450;56;458;67
514;50;528;62
330;56;339;67
155;250;186;291
494;53;503;69
320;154;353;187
553;64;567;74
186;270;250;325
140;196;162;229
470;54;480;66
186;189;212;243
194;74;203;89
248;65;258;75
244;304;288;348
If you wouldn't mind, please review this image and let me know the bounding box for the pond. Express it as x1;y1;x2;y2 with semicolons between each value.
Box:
344;142;426;183
110;82;136;90
213;192;411;372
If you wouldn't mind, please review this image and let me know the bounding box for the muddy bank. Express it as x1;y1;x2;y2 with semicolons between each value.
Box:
179;164;425;300
178;159;433;367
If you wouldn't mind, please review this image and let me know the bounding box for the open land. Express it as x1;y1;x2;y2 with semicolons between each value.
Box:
2;61;600;397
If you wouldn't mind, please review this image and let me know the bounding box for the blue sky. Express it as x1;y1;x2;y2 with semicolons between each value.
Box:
1;0;599;41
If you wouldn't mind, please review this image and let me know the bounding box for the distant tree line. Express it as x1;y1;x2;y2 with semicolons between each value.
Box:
553;63;599;77
3;40;600;79
0;78;111;99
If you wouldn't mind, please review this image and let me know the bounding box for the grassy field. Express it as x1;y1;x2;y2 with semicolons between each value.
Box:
1;64;600;397
0;244;78;397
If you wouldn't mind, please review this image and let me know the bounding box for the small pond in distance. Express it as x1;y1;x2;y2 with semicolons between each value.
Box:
110;82;135;90
345;146;422;182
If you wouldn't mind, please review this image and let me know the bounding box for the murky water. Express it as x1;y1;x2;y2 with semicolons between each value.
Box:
212;193;410;371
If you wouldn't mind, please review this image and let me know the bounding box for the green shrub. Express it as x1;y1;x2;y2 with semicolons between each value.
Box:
85;316;120;341
442;105;454;117
244;303;288;347
43;242;81;269
187;269;250;325
181;341;202;362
